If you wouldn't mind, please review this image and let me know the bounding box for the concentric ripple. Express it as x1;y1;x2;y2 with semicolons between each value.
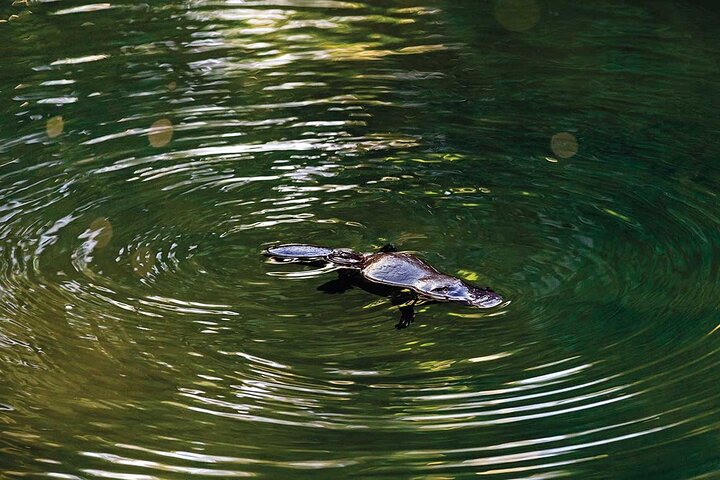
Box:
1;0;720;478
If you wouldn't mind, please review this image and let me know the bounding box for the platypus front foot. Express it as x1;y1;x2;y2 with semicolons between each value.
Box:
379;243;397;253
395;305;415;329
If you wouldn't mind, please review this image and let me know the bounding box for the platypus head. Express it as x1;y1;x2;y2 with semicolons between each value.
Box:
464;285;503;308
426;279;503;308
328;248;364;267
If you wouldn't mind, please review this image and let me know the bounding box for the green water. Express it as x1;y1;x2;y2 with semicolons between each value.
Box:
2;0;720;478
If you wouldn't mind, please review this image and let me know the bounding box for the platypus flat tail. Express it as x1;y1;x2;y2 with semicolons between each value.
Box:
263;244;335;261
264;244;365;267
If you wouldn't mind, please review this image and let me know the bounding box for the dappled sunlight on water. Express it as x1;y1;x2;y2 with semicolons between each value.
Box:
1;0;720;478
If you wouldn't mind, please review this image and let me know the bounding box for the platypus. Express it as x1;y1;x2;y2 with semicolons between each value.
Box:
263;243;502;329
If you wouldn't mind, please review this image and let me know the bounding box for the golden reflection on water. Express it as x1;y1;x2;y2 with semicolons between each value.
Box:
50;54;109;66
52;3;113;15
2;0;28;23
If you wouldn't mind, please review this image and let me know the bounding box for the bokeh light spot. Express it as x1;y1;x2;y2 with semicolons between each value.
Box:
551;132;579;158
46;115;64;138
494;0;541;32
148;118;173;148
89;217;113;249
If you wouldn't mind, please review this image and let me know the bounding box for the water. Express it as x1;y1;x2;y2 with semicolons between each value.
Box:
1;0;720;478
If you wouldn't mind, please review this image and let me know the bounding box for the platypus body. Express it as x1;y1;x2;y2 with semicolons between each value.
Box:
263;243;503;329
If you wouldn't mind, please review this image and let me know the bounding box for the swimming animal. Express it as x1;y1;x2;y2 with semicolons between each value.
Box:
263;243;503;329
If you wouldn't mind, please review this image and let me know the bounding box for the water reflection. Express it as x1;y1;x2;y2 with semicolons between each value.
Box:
0;0;719;478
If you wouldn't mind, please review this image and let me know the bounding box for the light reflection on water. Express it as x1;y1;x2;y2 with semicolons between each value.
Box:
1;0;720;478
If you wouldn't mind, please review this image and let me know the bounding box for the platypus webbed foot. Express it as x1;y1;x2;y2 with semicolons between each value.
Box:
378;243;397;253
395;305;415;330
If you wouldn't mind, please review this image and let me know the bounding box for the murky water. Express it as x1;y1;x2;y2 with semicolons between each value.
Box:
2;0;720;478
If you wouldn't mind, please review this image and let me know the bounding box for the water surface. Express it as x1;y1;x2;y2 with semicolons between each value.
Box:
1;0;720;478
